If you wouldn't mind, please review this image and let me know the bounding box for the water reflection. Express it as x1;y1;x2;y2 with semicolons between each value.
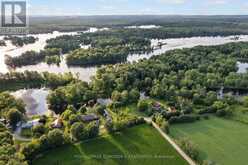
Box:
237;62;248;73
12;88;50;117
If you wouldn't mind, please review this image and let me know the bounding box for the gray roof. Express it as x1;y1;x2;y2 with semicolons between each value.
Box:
81;114;99;122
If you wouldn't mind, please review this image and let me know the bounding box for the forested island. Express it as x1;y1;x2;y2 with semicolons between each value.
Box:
5;48;61;67
4;36;38;47
66;47;129;66
0;71;76;91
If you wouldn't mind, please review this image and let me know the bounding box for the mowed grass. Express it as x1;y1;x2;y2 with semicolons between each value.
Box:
170;116;248;165
34;124;188;165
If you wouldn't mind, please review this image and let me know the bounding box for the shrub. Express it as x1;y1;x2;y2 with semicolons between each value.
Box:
32;125;46;138
161;121;170;134
163;111;181;120
137;100;149;112
168;115;199;124
70;122;88;141
198;106;216;115
178;138;199;161
216;109;226;117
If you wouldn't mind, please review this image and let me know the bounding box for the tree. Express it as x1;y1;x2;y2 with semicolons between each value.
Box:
6;108;22;127
94;105;106;115
87;122;99;138
47;129;65;148
129;89;140;103
32;125;46;138
70;122;88;141
213;101;226;110
243;96;248;107
137;100;149;112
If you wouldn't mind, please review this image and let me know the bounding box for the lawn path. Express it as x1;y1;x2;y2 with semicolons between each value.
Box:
144;118;196;165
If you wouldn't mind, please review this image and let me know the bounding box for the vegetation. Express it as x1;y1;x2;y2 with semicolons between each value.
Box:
45;55;61;65
0;92;25;127
5;48;61;67
47;82;97;114
66;47;129;66
34;124;188;165
170;116;248;165
4;36;38;47
0;123;27;164
0;71;76;91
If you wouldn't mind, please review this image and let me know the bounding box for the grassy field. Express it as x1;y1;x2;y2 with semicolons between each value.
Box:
34;124;187;165
170;116;248;165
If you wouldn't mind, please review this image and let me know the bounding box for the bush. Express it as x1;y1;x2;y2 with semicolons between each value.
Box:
168;115;199;124
137;100;149;112
198;106;216;115
163;111;181;120
161;121;170;134
32;125;46;138
178;138;199;161
70;122;88;141
216;109;226;117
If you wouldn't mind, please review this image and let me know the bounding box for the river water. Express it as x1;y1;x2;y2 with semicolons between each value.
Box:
2;29;248;116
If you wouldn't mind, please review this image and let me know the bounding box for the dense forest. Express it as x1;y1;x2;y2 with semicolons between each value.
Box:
66;47;129;66
5;48;61;67
0;71;76;91
4;36;38;47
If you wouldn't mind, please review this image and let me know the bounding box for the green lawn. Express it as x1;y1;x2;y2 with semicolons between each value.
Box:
34;124;188;165
170;116;248;165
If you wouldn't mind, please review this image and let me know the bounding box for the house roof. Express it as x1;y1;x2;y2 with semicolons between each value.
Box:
81;114;99;122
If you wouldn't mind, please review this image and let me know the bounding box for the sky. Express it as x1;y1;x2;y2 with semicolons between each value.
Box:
27;0;248;16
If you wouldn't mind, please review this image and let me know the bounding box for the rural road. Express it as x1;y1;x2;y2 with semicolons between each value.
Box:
144;118;196;165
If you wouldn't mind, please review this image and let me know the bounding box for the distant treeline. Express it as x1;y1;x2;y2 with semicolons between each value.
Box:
26;15;248;36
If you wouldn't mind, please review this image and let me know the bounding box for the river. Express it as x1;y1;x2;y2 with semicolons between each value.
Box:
2;29;248;117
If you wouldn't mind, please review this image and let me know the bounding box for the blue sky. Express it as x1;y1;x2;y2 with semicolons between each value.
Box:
28;0;248;15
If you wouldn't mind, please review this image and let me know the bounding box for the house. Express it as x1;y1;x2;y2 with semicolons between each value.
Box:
51;118;63;128
168;107;177;113
97;98;112;106
81;114;99;123
152;102;162;111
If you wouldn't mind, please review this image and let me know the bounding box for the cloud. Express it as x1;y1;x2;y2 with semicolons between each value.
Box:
158;0;187;5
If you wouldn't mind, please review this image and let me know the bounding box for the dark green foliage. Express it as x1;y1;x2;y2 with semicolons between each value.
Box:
178;138;199;161
6;108;22;127
5;48;61;67
0;71;75;91
66;47;129;66
168;115;199;124
47;82;97;114
32;125;47;138
70;122;88;141
216;109;227;117
4;36;37;47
